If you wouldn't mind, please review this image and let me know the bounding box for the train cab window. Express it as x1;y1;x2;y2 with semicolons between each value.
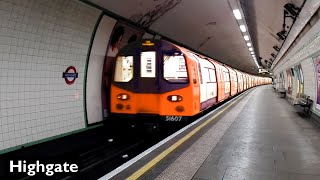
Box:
114;56;133;82
141;51;156;78
163;54;188;83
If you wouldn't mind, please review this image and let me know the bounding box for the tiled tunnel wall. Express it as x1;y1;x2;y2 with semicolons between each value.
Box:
0;0;101;151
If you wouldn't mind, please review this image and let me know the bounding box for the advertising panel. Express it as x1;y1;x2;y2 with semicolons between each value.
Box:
314;56;320;110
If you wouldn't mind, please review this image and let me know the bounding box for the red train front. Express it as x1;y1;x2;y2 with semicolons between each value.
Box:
110;39;200;122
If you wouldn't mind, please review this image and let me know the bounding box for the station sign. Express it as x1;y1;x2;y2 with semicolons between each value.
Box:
62;66;78;85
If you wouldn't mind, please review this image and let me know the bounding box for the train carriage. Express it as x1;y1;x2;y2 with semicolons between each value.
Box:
189;54;218;110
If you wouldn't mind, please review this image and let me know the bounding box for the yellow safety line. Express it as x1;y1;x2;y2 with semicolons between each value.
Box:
126;91;249;180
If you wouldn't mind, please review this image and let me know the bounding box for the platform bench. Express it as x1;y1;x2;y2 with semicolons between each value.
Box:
277;88;286;98
295;94;313;114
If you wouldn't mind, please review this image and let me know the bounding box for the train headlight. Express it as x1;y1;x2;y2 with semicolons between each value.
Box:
117;94;129;100
167;95;183;102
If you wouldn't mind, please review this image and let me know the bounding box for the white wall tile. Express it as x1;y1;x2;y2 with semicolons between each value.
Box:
0;0;100;151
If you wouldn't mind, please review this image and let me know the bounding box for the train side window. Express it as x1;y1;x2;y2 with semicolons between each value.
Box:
224;72;230;82
163;54;188;83
114;56;133;82
208;69;216;82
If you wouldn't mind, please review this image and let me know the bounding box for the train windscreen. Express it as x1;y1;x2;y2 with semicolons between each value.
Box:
141;51;156;78
163;54;188;83
114;56;133;82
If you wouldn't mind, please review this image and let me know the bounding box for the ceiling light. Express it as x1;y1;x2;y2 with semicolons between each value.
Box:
233;9;242;20
247;43;252;47
244;35;249;41
249;47;253;51
251;52;254;54
240;25;246;32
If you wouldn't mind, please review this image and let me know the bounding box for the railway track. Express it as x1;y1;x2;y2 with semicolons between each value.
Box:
11;124;174;180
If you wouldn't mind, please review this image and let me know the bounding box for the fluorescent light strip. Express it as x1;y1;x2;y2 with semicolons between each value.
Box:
239;25;246;32
232;9;257;68
233;9;242;20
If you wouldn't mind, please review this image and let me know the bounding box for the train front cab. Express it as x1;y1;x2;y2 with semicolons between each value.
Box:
110;40;201;123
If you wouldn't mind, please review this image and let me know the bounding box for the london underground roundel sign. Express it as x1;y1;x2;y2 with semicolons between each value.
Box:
62;66;78;85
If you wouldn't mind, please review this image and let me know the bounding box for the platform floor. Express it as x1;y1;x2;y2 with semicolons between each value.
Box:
103;85;320;180
191;85;320;180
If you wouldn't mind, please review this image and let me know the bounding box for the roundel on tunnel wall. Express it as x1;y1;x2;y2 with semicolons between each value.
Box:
62;66;78;85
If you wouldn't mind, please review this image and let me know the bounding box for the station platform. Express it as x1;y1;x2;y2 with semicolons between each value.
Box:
103;85;320;180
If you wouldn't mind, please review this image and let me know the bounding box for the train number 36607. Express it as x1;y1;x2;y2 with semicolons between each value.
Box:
165;116;182;121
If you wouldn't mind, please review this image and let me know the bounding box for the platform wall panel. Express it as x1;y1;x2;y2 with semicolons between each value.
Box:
273;11;320;115
301;58;316;106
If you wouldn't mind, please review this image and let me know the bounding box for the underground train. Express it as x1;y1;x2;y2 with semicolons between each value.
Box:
110;39;271;122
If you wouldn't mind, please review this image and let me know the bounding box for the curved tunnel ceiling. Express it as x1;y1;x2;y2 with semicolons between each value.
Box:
87;0;305;75
248;0;304;69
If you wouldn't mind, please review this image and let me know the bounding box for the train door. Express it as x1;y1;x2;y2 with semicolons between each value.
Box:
213;63;225;102
243;73;247;90
234;71;238;94
252;76;255;86
228;68;237;96
236;70;243;92
206;67;218;105
219;68;225;101
240;73;244;91
226;67;234;96
247;75;251;88
245;74;249;89
223;67;231;98
192;55;208;110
